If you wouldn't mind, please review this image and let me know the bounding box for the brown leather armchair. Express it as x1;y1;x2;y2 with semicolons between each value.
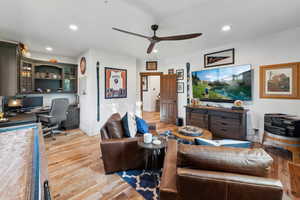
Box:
100;113;156;174
160;140;283;200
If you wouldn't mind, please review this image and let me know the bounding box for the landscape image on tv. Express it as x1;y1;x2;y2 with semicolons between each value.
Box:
192;65;252;102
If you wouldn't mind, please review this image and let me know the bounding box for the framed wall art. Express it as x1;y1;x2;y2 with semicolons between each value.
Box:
142;76;148;91
260;62;300;99
204;48;235;68
177;82;184;93
146;61;157;71
80;57;87;75
168;68;174;74
176;69;184;80
105;67;127;99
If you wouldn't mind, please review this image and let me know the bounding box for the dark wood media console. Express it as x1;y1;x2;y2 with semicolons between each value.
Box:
185;105;248;140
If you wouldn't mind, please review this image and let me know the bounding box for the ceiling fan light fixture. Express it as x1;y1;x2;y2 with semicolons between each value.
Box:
222;25;231;32
45;46;53;51
153;49;158;53
69;24;78;31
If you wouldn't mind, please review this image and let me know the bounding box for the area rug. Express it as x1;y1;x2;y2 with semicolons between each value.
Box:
117;170;161;200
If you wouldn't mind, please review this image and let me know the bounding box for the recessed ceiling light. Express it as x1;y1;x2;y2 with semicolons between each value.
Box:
222;25;231;32
153;49;158;53
45;46;53;51
69;24;78;31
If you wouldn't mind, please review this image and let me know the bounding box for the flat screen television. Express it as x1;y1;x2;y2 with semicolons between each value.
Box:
192;64;252;103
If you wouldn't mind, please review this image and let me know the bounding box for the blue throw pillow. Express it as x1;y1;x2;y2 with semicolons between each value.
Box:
122;112;137;138
135;116;149;134
195;138;251;148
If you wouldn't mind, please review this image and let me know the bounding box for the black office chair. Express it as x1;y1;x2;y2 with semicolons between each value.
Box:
38;98;69;140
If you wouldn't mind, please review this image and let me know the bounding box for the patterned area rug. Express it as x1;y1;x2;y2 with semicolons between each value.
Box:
117;170;161;200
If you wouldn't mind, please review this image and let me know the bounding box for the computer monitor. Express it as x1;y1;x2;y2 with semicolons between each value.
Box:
22;96;43;109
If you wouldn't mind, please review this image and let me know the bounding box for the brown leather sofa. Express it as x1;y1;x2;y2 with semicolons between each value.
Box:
100;113;156;174
160;140;283;200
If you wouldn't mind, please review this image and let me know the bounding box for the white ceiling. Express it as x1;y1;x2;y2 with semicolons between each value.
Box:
0;0;300;59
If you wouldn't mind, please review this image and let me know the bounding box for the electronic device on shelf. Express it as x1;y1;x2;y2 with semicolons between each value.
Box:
264;113;300;138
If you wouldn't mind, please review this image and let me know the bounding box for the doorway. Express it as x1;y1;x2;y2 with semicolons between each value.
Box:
140;72;177;124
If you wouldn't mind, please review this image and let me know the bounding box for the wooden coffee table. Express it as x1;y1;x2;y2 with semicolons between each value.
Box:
172;128;213;142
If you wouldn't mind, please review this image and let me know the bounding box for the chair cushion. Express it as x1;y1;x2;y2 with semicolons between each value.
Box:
178;144;273;177
135;116;149;134
106;120;125;139
195;138;251;148
122;112;137;138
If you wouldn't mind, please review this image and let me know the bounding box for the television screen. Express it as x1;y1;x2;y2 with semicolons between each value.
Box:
192;65;252;102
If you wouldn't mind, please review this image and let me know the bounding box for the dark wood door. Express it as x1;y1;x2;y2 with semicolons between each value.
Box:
160;74;177;124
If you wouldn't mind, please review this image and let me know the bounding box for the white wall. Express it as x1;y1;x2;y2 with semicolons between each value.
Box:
143;76;160;112
160;27;300;137
78;49;137;136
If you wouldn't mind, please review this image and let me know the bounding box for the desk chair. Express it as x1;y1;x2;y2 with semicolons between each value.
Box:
38;98;69;140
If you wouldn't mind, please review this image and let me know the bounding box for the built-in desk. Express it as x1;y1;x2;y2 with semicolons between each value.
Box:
0;113;37;128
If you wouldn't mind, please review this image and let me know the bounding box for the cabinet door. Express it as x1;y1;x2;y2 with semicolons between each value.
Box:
210;114;243;139
0;42;18;96
186;108;208;129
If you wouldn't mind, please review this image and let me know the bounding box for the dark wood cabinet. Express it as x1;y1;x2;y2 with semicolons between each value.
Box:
0;41;19;96
186;105;248;140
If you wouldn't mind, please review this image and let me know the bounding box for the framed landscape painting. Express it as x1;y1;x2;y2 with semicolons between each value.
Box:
177;82;184;93
204;48;235;68
105;67;127;99
146;61;158;71
176;69;184;80
260;63;299;99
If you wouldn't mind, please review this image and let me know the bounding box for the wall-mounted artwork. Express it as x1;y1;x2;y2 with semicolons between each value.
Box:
142;76;148;91
176;69;184;80
105;67;127;99
260;62;299;99
146;61;157;71
204;48;235;68
177;82;184;93
168;68;174;74
80;57;86;75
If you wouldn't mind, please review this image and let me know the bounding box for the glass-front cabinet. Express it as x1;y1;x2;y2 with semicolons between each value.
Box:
63;65;77;93
19;57;78;94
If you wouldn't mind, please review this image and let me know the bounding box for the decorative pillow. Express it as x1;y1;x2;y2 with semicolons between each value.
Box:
122;112;137;138
106;120;125;139
135;116;149;134
195;138;251;148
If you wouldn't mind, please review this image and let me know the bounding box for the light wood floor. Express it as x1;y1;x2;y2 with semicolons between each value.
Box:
45;111;298;200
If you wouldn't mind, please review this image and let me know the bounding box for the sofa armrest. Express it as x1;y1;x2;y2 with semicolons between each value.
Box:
100;137;144;174
160;139;178;200
177;168;283;200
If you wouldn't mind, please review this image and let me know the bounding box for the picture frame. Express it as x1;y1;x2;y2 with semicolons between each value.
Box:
146;61;157;71
177;82;184;93
176;69;184;80
260;62;299;99
105;67;127;99
142;76;148;91
168;68;174;74
204;48;235;68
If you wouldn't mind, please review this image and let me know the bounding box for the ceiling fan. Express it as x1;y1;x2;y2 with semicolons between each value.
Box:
112;24;202;54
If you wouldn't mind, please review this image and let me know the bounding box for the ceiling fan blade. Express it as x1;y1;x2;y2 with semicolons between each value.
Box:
147;42;156;54
112;27;150;39
158;33;202;41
